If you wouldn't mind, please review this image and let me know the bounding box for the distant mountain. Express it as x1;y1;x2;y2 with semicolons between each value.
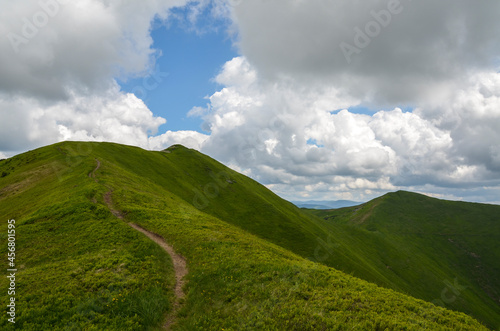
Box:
292;199;361;209
0;142;497;330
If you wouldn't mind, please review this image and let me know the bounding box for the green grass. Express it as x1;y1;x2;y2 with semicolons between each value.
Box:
307;191;500;329
0;141;496;330
0;143;174;330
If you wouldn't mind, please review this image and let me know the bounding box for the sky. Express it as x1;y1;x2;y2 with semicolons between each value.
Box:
1;0;500;204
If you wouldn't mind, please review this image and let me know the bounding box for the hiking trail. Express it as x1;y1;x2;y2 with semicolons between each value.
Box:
95;159;187;330
88;158;101;181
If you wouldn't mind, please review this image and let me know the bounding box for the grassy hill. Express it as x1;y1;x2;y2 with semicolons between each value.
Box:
307;191;500;329
0;141;495;330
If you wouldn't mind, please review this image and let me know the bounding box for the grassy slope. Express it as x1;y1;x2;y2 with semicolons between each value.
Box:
308;191;500;329
0;141;492;330
0;143;173;330
92;142;500;328
89;143;401;289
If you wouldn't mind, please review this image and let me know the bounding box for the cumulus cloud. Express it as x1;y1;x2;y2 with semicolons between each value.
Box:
0;0;189;153
199;57;395;199
195;56;500;202
0;85;166;152
416;72;500;176
230;0;500;106
0;0;187;99
149;130;209;150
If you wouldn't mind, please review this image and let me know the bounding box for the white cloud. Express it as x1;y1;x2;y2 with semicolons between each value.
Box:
199;57;400;198
195;56;500;203
369;108;454;185
187;106;209;118
229;0;500;106
421;72;500;175
0;0;188;99
0;0;189;153
0;85;167;152
215;56;257;87
149;130;209;150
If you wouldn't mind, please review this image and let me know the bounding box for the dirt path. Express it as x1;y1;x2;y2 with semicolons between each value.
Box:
88;158;101;181
103;191;124;219
128;223;188;330
95;159;187;329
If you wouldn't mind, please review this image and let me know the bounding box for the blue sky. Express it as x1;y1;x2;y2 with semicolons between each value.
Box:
119;7;238;134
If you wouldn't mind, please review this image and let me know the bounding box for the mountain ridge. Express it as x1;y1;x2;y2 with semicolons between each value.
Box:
308;190;500;328
0;141;497;330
